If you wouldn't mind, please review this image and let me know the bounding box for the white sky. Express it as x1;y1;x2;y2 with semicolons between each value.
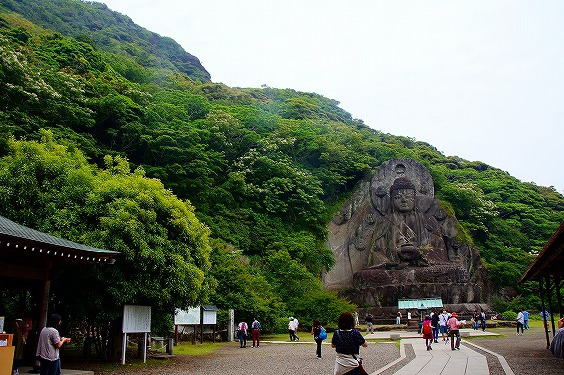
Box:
95;0;564;193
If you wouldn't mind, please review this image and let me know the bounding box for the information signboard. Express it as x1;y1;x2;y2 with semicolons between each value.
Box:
174;307;201;325
122;305;151;333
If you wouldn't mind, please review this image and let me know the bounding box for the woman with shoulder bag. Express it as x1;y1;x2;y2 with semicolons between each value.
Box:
331;312;368;375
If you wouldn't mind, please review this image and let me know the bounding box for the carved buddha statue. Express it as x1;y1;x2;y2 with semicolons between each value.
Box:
363;176;449;269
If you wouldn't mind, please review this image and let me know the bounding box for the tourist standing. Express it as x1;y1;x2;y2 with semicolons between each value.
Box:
516;309;525;335
6;315;26;375
332;312;368;375
365;313;374;334
447;312;462;350
479;310;487;331
36;314;71;375
396;311;402;324
311;320;325;358
472;311;480;330
431;310;440;343
251;317;261;348
237;319;248;348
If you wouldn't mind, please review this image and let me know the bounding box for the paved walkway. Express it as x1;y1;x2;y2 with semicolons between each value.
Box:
364;329;513;375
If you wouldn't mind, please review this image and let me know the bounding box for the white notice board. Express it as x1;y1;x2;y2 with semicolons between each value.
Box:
122;305;151;333
203;310;217;325
174;307;201;325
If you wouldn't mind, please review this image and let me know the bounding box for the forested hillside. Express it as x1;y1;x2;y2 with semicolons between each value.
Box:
0;0;562;355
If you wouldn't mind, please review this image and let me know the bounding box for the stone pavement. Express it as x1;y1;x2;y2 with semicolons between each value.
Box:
363;329;515;375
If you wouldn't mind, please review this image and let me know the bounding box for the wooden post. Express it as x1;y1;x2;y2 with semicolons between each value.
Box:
34;278;51;370
546;275;556;337
556;274;563;319
200;322;203;344
539;278;550;349
175;324;178;345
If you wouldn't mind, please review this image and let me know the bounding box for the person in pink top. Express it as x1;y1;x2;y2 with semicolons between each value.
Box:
447;312;463;350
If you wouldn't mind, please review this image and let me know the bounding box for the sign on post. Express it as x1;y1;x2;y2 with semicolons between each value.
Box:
122;305;151;365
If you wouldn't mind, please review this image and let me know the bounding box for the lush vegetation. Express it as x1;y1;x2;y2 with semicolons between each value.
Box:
0;0;562;359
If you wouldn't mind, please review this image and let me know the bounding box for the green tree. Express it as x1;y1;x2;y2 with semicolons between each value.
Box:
0;135;213;358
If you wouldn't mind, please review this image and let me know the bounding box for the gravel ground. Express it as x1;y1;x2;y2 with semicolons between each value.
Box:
74;340;400;375
66;326;564;374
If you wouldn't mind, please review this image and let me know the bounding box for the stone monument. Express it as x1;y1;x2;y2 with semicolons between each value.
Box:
323;158;484;307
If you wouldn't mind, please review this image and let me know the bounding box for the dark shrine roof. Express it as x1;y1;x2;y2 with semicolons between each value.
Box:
519;222;564;283
0;214;118;264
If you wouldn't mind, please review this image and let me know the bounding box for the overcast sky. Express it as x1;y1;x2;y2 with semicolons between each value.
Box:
95;0;563;193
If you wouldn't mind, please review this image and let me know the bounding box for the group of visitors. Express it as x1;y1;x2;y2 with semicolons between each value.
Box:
422;310;466;351
236;317;261;348
471;310;488;331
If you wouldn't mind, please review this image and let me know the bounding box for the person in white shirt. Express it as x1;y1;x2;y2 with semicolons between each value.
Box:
516;309;525;335
237;319;248;348
439;310;451;342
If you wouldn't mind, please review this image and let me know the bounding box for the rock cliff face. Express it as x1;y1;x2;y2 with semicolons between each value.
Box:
323;158;486;307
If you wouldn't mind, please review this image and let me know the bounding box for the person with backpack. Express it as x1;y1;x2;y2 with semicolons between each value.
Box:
422;315;434;351
439;310;450;343
251;317;261;348
311;319;327;358
237;319;248;348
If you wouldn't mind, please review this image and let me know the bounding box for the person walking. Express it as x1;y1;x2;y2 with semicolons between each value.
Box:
516;309;525;335
540;310;551;333
288;317;297;341
439;310;450;343
36;314;71;375
422;315;434;351
365;313;374;334
447;312;462;350
237;319;248;348
293;317;300;341
523;309;530;329
251;317;261;348
431;310;440;343
311;320;326;358
332;312;368;375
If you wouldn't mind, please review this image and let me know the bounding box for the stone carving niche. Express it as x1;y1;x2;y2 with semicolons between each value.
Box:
323;158;484;307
